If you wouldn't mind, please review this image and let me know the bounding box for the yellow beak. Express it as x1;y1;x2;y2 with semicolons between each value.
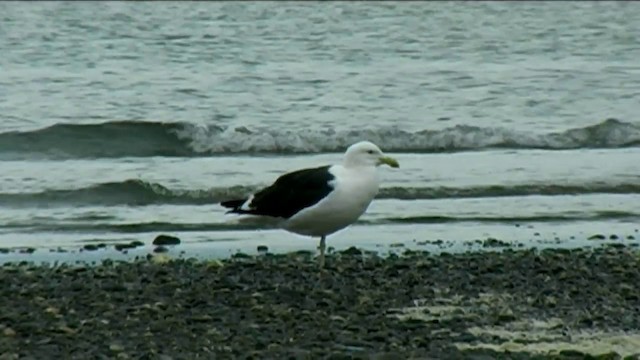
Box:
378;156;399;168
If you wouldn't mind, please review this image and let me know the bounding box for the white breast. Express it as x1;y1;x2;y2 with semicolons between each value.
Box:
282;165;380;237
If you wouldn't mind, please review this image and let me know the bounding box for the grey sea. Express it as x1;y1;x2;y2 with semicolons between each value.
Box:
1;1;640;263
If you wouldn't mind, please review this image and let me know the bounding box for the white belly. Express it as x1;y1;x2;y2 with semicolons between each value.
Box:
282;166;379;237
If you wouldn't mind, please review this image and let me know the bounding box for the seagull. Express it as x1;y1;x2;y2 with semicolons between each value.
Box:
220;141;399;268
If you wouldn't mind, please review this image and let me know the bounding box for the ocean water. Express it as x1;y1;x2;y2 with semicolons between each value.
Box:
1;2;640;261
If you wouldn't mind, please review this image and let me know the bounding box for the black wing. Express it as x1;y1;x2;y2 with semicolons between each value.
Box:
221;165;334;219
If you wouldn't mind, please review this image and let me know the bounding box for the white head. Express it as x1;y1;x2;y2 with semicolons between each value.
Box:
343;141;400;169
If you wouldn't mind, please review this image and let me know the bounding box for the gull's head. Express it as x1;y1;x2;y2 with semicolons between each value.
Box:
343;141;400;169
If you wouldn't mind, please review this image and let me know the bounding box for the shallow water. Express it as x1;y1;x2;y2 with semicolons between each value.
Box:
1;2;639;258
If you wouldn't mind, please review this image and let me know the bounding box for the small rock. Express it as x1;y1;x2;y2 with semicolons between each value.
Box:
45;306;60;315
113;240;144;251
57;325;76;334
342;246;362;255
3;327;16;337
114;244;130;251
257;245;268;253
544;296;557;307
482;238;509;247
19;247;36;254
109;344;125;352
190;314;213;323
588;234;606;240
559;350;588;357
496;308;516;323
152;235;181;246
153;246;168;253
102;259;113;267
627;235;635;240
593;353;621;360
403;249;418;256
0;248;10;254
610;234;619;240
114;240;144;252
83;244;99;251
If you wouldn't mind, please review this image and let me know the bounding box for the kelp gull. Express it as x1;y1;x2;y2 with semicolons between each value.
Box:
220;141;399;268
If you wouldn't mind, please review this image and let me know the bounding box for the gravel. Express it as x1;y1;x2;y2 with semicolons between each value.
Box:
1;245;639;359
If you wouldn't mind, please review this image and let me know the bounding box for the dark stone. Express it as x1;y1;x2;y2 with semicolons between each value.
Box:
595;353;622;360
341;246;362;256
0;248;9;254
588;234;606;240
496;311;516;323
558;349;588;357
19;247;36;254
114;244;130;251
83;244;100;251
114;241;144;252
152;235;181;246
610;234;619;240
607;243;626;249
153;246;169;253
257;245;269;253
482;238;509;247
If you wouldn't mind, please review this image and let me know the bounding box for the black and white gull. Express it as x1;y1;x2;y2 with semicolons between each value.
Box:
220;141;399;268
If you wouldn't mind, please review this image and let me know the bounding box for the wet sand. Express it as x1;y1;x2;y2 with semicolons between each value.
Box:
1;245;639;359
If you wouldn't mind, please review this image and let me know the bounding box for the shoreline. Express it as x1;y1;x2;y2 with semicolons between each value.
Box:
2;245;639;358
1;229;638;267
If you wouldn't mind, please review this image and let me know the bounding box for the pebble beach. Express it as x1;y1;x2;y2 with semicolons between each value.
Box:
2;245;639;359
2;3;640;359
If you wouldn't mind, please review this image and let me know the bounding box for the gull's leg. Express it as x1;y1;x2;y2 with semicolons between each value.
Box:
318;236;326;269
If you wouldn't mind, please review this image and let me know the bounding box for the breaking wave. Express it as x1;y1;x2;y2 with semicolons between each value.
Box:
2;179;640;208
0;118;639;159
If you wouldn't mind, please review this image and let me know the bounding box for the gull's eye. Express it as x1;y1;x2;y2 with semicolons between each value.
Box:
367;150;374;154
